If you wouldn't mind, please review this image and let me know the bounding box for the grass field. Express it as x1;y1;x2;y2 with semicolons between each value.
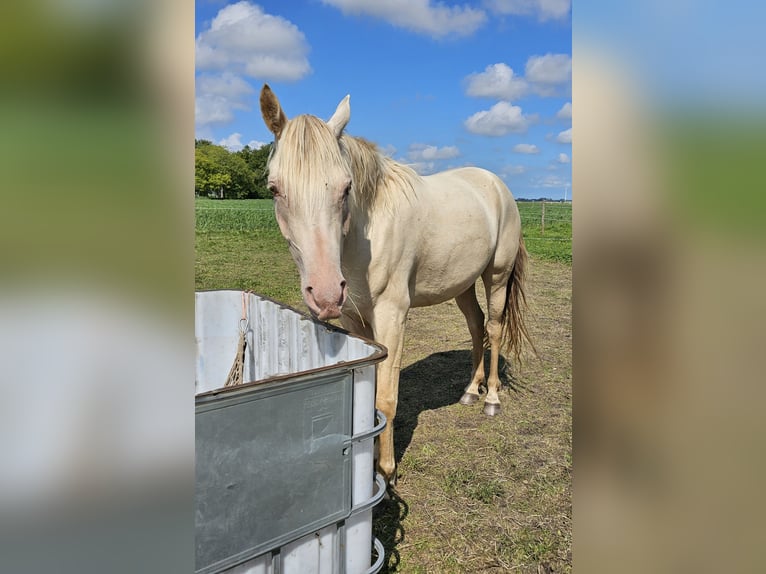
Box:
196;197;571;264
196;197;572;573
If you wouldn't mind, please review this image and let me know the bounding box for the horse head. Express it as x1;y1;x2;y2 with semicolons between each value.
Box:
260;84;352;321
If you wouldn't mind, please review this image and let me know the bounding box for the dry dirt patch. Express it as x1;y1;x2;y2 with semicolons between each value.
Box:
375;258;571;573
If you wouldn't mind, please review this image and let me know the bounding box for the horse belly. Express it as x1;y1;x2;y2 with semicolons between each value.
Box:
410;217;494;307
411;271;485;307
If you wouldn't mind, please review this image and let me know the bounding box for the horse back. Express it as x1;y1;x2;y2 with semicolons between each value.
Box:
404;167;521;306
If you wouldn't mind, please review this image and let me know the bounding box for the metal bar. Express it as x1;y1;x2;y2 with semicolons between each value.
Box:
349;410;387;443
349;473;387;516
364;539;386;574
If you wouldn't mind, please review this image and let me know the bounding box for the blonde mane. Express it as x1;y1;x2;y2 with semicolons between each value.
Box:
270;114;421;213
339;134;421;212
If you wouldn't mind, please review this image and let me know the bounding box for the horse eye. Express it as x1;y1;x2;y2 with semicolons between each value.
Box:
343;183;351;197
268;183;280;198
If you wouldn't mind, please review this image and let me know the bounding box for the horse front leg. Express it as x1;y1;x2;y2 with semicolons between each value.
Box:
370;299;408;486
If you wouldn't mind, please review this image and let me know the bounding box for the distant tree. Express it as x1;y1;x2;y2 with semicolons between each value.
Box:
238;143;272;198
195;145;226;197
223;152;254;199
207;172;231;198
195;141;261;198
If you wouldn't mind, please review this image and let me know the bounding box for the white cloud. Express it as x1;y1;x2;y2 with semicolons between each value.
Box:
407;161;437;175
408;143;460;161
556;101;572;120
557;152;570;163
195;72;255;128
380;144;397;157
218;133;245;151
533;174;569;188
218;133;270;151
322;0;486;37
464;63;528;101
195;3;311;128
526;54;571;84
196;72;254;99
501;164;527;177
525;53;571;95
196;97;234;126
556;128;572;143
464;101;530;136
513;143;540;154
463;54;571;103
488;0;570;21
196;1;311;81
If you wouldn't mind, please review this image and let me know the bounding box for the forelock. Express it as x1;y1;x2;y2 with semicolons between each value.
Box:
269;115;349;192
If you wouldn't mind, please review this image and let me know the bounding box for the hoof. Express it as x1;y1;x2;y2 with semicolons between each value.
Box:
483;402;501;416
459;392;480;406
379;469;397;488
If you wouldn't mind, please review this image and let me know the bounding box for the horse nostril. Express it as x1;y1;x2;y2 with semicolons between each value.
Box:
340;280;346;290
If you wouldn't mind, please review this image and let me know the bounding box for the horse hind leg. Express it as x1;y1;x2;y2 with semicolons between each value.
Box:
455;285;485;406
482;269;511;416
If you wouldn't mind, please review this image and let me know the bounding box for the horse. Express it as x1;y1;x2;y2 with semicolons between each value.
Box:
259;84;534;484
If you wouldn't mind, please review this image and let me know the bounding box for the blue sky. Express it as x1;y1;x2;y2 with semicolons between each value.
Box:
195;0;571;200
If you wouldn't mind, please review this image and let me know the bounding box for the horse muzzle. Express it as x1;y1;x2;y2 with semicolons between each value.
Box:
304;279;347;321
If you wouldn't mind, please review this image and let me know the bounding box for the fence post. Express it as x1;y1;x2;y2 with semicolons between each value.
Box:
541;201;546;235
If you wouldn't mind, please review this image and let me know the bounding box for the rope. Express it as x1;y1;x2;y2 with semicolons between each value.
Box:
224;292;249;387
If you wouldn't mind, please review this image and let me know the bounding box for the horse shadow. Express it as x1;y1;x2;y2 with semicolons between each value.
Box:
373;349;522;572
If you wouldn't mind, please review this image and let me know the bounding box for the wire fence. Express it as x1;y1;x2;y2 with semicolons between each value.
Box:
195;201;572;250
196;207;572;222
196;200;571;261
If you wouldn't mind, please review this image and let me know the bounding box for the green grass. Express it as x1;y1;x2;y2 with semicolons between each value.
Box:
195;198;571;265
195;229;302;304
442;467;505;503
195;197;278;232
518;201;572;263
499;526;560;565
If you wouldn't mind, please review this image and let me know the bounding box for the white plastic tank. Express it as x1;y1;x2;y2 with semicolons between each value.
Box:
195;291;387;574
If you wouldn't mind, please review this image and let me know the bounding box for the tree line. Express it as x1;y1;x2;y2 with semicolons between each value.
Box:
195;139;273;199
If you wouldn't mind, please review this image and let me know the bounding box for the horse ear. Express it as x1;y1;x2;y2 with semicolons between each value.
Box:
260;84;287;139
327;95;350;138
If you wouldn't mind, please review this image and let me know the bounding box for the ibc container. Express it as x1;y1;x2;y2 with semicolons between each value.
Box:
195;291;387;574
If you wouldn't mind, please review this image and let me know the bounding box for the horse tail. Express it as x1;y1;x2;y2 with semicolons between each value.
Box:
500;231;538;364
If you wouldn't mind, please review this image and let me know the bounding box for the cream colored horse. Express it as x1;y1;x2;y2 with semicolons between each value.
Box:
260;85;534;484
